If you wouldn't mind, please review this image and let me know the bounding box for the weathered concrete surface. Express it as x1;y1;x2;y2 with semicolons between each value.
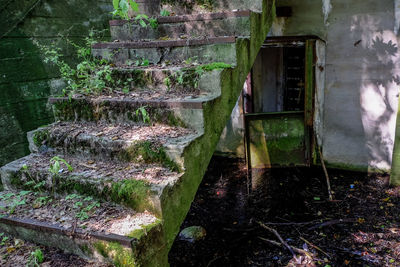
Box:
218;0;400;172
0;0;112;167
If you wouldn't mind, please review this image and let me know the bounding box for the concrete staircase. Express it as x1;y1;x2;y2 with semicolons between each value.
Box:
0;1;275;266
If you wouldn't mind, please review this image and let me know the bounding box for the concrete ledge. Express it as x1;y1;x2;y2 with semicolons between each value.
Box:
0;216;134;247
92;36;236;49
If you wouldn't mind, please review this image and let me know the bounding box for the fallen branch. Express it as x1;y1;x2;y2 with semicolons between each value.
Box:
308;218;357;230
318;144;333;201
257;221;296;257
258;237;312;257
300;237;330;258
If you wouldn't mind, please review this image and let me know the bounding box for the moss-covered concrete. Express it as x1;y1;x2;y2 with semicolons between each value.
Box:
0;0;112;167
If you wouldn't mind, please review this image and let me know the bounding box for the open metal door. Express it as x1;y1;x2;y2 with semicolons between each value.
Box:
245;37;320;189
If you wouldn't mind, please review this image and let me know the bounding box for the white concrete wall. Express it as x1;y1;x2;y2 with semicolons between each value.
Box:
216;0;400;171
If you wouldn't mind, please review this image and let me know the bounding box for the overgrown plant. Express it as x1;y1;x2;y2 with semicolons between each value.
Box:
35;31;114;98
27;249;44;267
112;0;158;29
112;0;139;19
49;156;73;195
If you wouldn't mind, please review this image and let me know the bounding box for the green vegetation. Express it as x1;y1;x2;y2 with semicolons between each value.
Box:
35;32;114;98
161;0;214;10
122;141;179;172
111;179;152;212
112;0;139;19
32;128;50;147
27;249;44;267
94;241;137;267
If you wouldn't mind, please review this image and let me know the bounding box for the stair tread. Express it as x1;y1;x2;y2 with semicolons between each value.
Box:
42;121;196;146
4;152;181;188
0;189;158;238
109;10;251;26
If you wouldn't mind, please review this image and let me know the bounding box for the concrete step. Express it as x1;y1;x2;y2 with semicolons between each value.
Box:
92;36;237;66
49;96;207;132
0;152;179;216
0;189;164;266
27;121;200;169
110;11;251;41
110;64;228;96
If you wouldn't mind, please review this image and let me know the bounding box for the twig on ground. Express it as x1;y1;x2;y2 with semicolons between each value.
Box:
256;221;296;257
260;220;322;226
308;218;357;230
318;144;334;201
300;237;330;258
258;237;312;257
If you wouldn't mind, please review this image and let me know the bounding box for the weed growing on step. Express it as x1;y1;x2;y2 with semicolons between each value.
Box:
27;248;44;267
135;106;150;124
0;191;29;215
112;0;158;28
35;31;114;98
65;194;101;221
160;9;170;16
49;156;73;196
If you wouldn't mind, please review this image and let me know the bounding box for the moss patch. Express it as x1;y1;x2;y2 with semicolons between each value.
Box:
127;219;161;240
94;242;136;267
121;141;180;172
110;179;153;212
32;128;50;147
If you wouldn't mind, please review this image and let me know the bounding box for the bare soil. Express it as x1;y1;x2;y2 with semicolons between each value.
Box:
169;156;399;266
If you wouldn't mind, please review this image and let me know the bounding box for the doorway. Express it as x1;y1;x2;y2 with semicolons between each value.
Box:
244;36;325;188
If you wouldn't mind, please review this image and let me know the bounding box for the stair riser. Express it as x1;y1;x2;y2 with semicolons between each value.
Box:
27;127;193;170
111;68;221;94
0;160;162;216
92;43;237;65
50;98;205;131
0;219;135;265
110;17;250;41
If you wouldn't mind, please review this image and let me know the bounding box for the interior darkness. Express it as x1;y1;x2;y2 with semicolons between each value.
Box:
252;46;305;113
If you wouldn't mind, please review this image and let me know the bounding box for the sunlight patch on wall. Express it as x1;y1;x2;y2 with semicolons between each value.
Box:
352;13;400;170
322;0;332;26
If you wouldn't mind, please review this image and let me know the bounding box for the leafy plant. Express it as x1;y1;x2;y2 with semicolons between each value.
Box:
164;77;171;91
35;32;114;98
160;9;170;17
136;106;150;124
0;233;9;246
112;0;139;20
27;249;44;267
49;156;73;175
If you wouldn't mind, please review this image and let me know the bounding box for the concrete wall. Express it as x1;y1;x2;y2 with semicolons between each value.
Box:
0;0;112;167
217;0;400;172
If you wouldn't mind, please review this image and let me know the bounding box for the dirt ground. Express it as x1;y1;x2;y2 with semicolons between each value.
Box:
169;156;400;267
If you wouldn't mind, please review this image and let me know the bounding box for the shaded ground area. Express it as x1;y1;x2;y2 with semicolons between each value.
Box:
169;156;399;266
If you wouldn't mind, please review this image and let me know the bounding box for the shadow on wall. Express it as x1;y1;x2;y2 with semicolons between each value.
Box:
351;14;400;171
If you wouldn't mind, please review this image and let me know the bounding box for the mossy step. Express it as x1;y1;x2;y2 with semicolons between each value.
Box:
49;96;206;132
0;189;163;266
110;63;229;96
92;36;237;66
27;121;200;170
110;11;251;41
0;153;182;216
